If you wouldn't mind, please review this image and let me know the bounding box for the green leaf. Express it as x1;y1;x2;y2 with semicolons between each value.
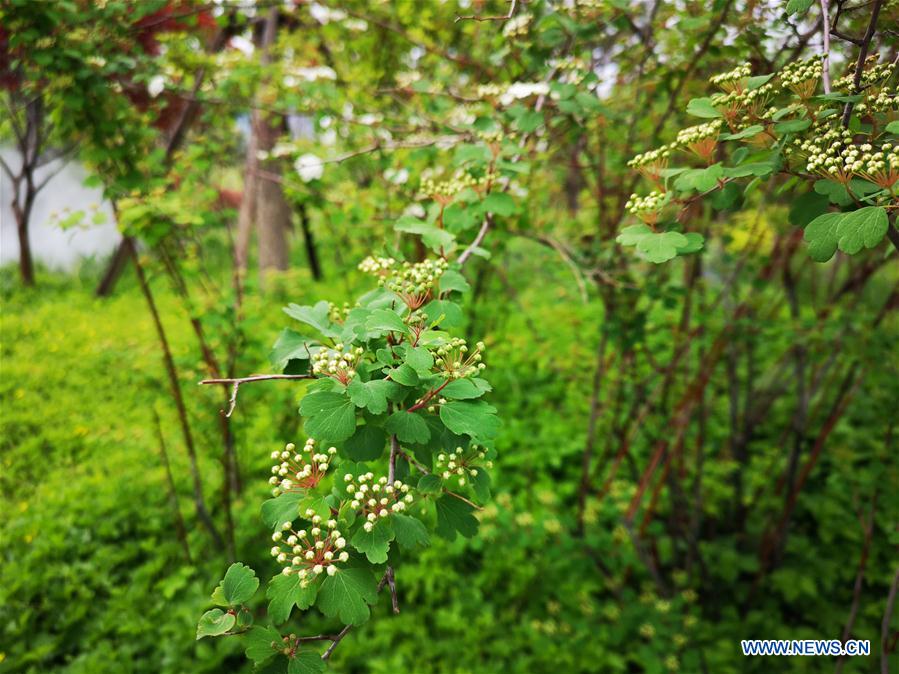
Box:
440;378;486;400
789;190;830;227
616;224;652;246
343;424;388;461
786;0;813;14
220;563;259;605
405;347;434;373
350;519;394;563
395;218;456;253
835;206;888;255
365;309;408;336
886;121;899;134
196;609;235;639
417;474;442;494
267;572;319;624
483;192;516;216
283;301;338;338
262;492;303;531
289;652;326;674
386;411;431;444
774;118;811;134
720;124;763;140
439;269;471;294
674;164;723;193
439;401;500;442
392;514;431;550
747;74;774;90
804;212;841;262
422;300;464;328
686;97;721;118
638;232;689;263
269;329;313;372
244;626;282;664
676;232;705;254
435;495;479;541
316;566;380;626
347;378;395;415
471;469;491;503
299;391;357;443
387;364;419;386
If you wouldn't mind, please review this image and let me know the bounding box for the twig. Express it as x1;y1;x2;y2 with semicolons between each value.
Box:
456;0;517;23
820;0;832;93
396;448;482;510
199;374;314;417
321;624;353;660
841;0;884;127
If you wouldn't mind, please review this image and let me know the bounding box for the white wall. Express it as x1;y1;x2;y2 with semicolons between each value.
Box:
1;146;120;272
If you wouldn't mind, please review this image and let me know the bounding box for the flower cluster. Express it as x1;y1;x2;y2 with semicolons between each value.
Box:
383;258;449;310
358;255;397;276
795;129;899;189
312;344;363;384
627;145;673;185
436;445;492;486
710;62;751;93
502;13;531;38
780;57;821;99
434;337;486;379
625;191;668;224
676;120;722;162
271;514;348;583
328;301;351;323
269;439;336;496
343;472;413;530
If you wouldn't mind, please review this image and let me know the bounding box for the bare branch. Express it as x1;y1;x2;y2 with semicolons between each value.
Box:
199;374;314;417
456;0;517;23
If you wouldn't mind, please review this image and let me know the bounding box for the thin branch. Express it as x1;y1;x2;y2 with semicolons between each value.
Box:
0;155;15;182
456;0;517;23
841;0;884;126
199;374;314;417
820;0;832;92
883;567;899;674
321;624;354;660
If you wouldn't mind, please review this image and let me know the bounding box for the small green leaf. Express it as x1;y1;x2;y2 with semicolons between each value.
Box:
422;300;464;328
392;514;431;549
262;492;303;531
270;329;314;372
439;401;500;442
686;97;721;118
387;364;419;386
405;347;434;373
417;474;442;494
196;609;235;639
386;411;431;444
471;469;492;503
245;626;282;664
316;566;380;626
435;495;479;541
365;309;408;336
616;224;652;246
347;378;395;415
439;269;470;294
786;0;813;14
289;651;326;674
804;212;841;262
835;206;888;255
267;572;319;624
886;121;899;134
299;391;357;443
395;218;456;253
482;192;516;216
440;378;486;400
283;301;338;338
221;563;259;605
350;519;394;563
343;424;388;461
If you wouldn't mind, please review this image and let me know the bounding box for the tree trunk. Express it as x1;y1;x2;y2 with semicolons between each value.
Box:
235;129;258;270
253;109;291;277
13;200;35;286
298;202;321;280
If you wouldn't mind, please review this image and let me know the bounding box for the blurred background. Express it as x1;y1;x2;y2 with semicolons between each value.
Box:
1;1;898;673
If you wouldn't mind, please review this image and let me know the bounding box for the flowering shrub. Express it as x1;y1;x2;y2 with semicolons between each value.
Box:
196;253;498;671
622;58;898;263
